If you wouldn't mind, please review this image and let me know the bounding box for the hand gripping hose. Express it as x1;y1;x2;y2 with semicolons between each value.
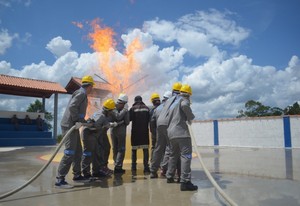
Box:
0;125;77;200
187;122;238;206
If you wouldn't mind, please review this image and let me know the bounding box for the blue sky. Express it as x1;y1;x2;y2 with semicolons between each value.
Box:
1;0;300;122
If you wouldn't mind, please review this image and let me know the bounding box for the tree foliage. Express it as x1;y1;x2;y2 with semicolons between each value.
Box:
284;102;300;115
237;100;284;118
27;99;53;130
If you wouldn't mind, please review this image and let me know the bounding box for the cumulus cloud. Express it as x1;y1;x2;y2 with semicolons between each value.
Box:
46;36;72;58
143;9;250;58
0;29;18;55
1;9;299;131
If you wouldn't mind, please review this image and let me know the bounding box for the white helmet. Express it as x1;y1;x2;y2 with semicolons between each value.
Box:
163;91;172;99
118;93;128;103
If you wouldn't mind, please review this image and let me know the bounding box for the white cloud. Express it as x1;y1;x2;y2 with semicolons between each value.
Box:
178;9;250;46
143;19;177;42
0;29;18;55
0;0;31;7
46;36;72;58
184;54;300;119
1;9;300;132
143;9;250;58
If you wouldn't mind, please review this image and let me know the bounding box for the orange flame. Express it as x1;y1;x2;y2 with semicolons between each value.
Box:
80;18;145;118
88;18;144;95
72;21;84;29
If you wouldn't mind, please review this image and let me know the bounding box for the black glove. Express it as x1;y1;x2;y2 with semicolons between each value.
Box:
86;118;95;123
78;118;87;123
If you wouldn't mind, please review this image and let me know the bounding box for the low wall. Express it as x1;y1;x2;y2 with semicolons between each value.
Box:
0;110;44;119
192;115;300;148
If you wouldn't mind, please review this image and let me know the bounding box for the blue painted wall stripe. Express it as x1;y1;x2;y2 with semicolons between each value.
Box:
283;116;292;148
213;120;219;146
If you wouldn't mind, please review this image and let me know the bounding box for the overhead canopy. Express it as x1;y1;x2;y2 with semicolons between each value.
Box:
65;77;111;98
0;74;67;98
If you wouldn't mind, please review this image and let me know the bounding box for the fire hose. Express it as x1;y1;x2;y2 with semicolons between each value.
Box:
0;120;125;200
187;122;238;206
0;122;86;200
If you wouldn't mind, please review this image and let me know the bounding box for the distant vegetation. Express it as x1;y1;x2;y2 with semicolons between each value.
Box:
26;99;53;130
237;100;300;118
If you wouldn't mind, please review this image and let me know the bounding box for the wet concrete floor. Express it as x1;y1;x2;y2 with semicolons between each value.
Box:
0;146;299;206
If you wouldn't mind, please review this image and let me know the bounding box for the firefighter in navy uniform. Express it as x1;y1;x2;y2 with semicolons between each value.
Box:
129;95;150;173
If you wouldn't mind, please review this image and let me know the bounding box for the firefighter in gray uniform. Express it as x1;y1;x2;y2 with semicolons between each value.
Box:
149;93;161;160
166;84;198;191
55;75;94;189
81;99;117;178
150;83;181;179
111;93;130;173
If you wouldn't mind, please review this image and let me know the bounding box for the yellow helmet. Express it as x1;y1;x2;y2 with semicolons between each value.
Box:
150;93;160;102
81;75;95;86
103;99;115;110
172;82;182;91
180;84;192;95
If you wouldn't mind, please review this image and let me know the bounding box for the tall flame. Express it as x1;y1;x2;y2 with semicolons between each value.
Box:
75;18;146;118
88;18;144;95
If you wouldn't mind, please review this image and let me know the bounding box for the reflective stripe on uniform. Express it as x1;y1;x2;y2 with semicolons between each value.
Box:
83;151;92;156
64;149;75;155
183;153;192;159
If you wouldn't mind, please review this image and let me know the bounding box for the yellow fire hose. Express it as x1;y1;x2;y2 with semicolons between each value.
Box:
187;122;238;206
0;125;77;200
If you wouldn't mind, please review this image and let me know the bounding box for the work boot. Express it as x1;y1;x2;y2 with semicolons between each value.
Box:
180;181;198;191
167;177;175;183
150;172;158;179
55;177;74;189
72;175;90;183
144;167;150;174
114;167;126;174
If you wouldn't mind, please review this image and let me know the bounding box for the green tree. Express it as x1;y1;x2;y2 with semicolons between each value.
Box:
237;100;284;118
284;102;300;115
26;99;53;130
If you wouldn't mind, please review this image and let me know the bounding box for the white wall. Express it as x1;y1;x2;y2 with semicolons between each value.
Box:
191;121;214;146
193;115;300;148
290;116;300;148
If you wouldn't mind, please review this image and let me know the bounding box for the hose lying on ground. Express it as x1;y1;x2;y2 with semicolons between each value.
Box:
0;124;77;200
187;122;238;206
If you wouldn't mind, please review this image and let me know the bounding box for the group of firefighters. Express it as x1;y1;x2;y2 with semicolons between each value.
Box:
55;75;198;191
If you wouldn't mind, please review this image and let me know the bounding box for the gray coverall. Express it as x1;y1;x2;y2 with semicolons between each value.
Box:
57;87;88;179
82;112;110;176
166;95;195;183
92;111;112;170
111;108;130;169
150;100;170;173
150;95;181;175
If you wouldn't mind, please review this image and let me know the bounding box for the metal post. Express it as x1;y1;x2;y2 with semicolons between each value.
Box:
53;93;58;141
42;97;46;112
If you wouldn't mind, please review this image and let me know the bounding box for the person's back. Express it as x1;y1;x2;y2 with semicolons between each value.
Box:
24;115;32;125
130;96;150;148
36;115;43;130
165;84;198;191
11;114;19;130
129;95;150;173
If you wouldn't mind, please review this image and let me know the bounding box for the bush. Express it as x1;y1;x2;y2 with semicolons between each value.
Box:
56;134;63;143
